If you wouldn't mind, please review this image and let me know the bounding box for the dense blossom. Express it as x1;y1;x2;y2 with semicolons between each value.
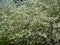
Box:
0;0;60;45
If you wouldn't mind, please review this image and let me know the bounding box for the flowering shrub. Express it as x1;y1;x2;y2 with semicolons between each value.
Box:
0;0;60;45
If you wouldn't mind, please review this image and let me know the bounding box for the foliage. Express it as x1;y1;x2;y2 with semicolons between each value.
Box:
0;0;60;45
